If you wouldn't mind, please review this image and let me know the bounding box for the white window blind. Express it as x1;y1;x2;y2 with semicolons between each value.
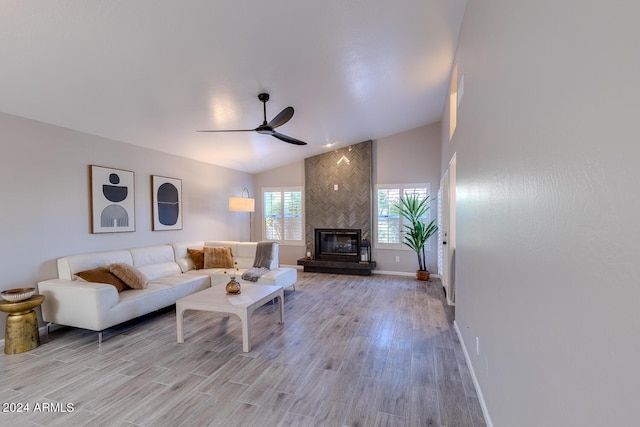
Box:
283;191;303;241
263;187;304;245
377;188;400;245
264;191;281;241
375;184;431;249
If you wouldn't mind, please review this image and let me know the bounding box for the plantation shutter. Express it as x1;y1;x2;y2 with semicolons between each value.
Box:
377;188;400;244
263;191;282;240
262;187;304;245
283;191;303;241
375;184;430;249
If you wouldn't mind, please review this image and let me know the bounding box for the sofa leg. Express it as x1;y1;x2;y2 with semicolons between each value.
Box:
46;322;52;335
98;331;103;345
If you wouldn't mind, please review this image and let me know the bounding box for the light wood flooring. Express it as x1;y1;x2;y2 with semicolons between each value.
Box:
0;273;486;427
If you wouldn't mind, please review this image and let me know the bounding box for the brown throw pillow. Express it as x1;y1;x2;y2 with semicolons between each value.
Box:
76;266;130;292
109;263;148;290
187;248;205;270
203;246;233;269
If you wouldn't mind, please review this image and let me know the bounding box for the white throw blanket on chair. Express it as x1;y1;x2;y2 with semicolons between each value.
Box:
241;242;273;282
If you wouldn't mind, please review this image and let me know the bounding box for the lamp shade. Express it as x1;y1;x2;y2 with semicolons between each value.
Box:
228;197;255;212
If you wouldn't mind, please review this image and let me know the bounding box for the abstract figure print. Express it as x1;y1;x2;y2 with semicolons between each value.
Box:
90;165;135;233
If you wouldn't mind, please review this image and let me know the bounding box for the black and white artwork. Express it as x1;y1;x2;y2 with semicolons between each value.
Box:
90;165;135;233
152;175;182;231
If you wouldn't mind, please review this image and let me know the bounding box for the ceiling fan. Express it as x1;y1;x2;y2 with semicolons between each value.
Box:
198;93;307;145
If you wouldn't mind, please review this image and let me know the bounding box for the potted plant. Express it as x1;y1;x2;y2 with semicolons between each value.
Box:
394;193;438;281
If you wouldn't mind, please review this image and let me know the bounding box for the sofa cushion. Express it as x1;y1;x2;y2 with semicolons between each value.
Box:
257;268;297;287
76;266;130;292
109;283;175;329
150;273;210;299
57;250;133;280
130;245;175;267
187;248;205;269
136;262;182;281
171;241;206;272
203;246;233;269
110;263;148;289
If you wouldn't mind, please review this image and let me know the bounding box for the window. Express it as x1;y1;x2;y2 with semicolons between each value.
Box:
263;187;304;245
449;63;458;140
377;187;401;245
375;184;431;249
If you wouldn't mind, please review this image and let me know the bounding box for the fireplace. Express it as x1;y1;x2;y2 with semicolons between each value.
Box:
315;228;361;262
298;228;376;275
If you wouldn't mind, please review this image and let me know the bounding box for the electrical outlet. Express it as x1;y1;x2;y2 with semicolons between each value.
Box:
475;337;480;355
395;256;400;262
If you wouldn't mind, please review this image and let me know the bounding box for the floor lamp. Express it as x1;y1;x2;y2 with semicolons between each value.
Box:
229;187;255;241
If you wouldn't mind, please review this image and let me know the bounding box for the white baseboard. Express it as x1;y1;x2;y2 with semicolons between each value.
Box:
372;270;415;277
291;265;443;279
454;320;494;427
292;267;427;278
372;271;444;279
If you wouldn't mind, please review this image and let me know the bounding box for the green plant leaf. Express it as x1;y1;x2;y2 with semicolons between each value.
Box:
393;193;438;272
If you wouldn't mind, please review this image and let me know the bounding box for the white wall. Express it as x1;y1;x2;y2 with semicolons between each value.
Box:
448;1;640;426
0;113;253;339
253;160;306;265
374;123;441;273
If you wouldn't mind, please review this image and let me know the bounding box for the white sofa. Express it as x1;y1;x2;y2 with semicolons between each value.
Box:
37;240;296;343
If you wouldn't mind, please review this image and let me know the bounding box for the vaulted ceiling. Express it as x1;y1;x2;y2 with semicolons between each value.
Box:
0;0;466;173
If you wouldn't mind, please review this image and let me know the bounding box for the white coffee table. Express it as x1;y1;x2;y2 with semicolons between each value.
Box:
176;284;284;352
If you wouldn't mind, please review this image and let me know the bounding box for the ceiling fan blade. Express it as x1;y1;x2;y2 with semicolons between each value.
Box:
271;131;307;146
197;129;255;133
198;94;304;145
267;106;294;129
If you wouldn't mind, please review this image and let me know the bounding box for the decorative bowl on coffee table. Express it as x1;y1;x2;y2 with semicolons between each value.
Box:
0;288;36;303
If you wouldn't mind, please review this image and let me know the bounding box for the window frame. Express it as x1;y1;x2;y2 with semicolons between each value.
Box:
262;186;305;246
374;183;432;250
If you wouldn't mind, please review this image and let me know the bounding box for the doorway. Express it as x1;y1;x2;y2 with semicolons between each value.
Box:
438;153;456;305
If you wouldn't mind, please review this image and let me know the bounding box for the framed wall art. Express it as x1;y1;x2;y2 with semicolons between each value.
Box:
151;175;182;231
90;165;135;233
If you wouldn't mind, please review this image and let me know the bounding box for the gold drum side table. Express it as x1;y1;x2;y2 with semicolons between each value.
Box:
0;294;45;354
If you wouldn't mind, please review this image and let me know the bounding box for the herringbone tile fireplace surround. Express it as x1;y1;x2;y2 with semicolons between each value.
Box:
304;140;372;251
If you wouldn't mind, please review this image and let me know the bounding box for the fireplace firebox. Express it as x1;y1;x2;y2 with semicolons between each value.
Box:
298;227;376;275
315;228;361;262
